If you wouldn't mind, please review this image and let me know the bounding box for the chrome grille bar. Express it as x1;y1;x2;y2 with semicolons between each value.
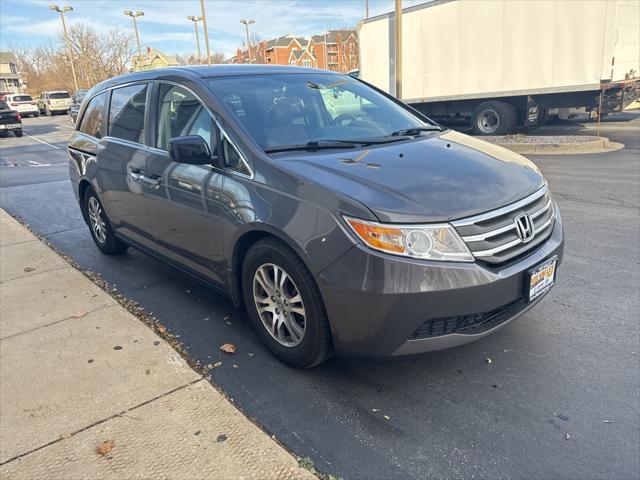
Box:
472;208;555;258
451;184;548;227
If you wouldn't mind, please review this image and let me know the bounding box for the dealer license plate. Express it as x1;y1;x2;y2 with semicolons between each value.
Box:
528;257;557;301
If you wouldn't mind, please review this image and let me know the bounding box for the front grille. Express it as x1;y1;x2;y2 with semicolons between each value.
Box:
451;185;555;265
410;297;526;340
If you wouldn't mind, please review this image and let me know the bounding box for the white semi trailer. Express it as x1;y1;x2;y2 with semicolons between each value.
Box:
358;0;639;135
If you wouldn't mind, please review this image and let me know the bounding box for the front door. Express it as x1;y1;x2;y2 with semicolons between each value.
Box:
144;82;226;284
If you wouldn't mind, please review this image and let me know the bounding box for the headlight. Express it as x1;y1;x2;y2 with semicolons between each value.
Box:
344;216;474;262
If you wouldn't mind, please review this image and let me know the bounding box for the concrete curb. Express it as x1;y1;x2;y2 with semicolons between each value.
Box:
486;136;624;155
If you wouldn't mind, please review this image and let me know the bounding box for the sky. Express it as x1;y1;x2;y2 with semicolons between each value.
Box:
0;0;428;58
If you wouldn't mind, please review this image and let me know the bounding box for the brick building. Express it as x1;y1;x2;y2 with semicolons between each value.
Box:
229;30;358;73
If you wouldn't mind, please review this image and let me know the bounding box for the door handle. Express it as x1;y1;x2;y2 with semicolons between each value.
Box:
129;170;142;182
140;174;162;189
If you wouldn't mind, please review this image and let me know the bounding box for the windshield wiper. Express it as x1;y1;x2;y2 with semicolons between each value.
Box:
389;126;444;137
265;140;359;154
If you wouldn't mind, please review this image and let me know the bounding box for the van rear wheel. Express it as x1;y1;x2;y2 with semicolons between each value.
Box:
472;101;517;135
242;238;332;368
83;186;128;255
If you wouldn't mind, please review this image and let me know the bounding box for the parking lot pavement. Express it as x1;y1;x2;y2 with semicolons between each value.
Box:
0;114;72;187
0;211;314;480
1;111;638;479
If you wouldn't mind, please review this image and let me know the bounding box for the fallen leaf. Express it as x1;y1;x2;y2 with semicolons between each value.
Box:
96;439;115;455
232;364;238;368
216;434;228;442
213;361;222;368
72;311;87;318
61;432;72;439
24;267;36;273
603;420;613;424
220;343;236;354
384;415;390;420
485;357;493;364
247;353;255;357
565;434;571;440
145;368;150;375
372;408;380;412
157;325;167;334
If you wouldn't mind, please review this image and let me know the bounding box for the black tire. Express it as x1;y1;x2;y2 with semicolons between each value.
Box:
83;186;128;255
471;101;517;135
532;107;549;129
242;238;332;368
45;106;52;116
14;129;23;137
33;111;40;118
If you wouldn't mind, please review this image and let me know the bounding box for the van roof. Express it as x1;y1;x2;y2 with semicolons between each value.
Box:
93;64;342;92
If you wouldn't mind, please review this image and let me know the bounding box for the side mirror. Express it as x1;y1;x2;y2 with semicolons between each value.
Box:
168;135;214;165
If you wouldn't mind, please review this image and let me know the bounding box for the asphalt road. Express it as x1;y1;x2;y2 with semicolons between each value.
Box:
1;113;639;479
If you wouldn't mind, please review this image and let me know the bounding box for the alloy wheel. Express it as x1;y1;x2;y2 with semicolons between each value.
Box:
88;196;107;244
253;263;306;347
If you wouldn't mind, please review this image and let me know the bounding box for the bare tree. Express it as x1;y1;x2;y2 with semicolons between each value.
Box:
9;23;135;95
175;51;226;65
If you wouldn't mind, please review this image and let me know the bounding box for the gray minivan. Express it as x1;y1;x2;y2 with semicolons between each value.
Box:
68;65;564;367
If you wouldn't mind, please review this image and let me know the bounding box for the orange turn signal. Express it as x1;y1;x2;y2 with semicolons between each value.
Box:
346;218;404;253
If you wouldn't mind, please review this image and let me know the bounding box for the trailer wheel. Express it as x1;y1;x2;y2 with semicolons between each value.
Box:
471;101;517;135
531;107;549;129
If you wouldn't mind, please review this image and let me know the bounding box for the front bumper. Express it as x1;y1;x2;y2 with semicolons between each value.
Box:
316;204;564;357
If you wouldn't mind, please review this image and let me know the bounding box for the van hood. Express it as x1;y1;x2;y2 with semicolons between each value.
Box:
278;130;545;223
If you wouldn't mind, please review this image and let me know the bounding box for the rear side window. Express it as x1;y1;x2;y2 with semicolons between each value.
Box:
79;92;107;138
12;95;32;102
109;84;147;143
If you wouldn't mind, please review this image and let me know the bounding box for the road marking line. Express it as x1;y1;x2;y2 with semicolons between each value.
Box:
28;160;52;167
25;134;61;150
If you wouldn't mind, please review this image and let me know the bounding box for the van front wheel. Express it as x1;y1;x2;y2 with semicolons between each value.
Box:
242;238;332;368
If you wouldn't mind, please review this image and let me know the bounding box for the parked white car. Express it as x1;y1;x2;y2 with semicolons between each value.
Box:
37;91;71;115
3;94;39;117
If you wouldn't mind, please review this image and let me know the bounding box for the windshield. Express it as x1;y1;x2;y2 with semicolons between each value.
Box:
50;92;70;99
207;73;432;151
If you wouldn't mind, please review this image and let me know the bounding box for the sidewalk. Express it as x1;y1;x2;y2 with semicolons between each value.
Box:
0;209;315;479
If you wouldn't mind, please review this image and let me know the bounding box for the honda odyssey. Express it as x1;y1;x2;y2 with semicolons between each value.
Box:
68;65;564;367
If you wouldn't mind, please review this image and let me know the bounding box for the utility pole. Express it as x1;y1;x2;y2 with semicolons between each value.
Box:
365;0;369;19
200;0;212;65
124;10;144;58
240;19;255;64
49;4;79;91
394;0;402;99
187;16;203;61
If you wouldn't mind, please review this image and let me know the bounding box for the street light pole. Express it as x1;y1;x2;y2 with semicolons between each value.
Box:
49;4;79;91
124;10;144;58
187;16;203;61
365;0;369;19
240;19;255;64
394;0;402;99
199;0;212;65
